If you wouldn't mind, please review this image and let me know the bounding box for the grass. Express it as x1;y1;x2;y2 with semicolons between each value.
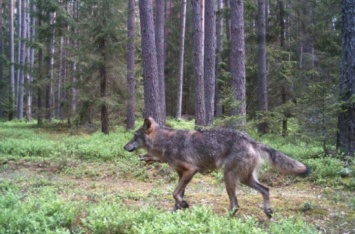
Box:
0;119;354;233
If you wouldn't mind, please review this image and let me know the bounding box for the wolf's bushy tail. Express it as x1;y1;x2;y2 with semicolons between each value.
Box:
260;145;310;176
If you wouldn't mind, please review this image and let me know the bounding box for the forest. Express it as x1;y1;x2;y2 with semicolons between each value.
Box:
0;0;355;233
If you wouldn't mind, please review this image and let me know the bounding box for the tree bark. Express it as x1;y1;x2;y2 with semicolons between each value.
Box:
176;0;187;120
155;0;166;124
0;0;3;117
229;0;246;126
215;0;223;117
26;0;35;121
191;0;206;127
139;0;163;125
99;37;109;134
126;0;136;130
204;0;216;126
17;0;28;120
45;12;55;121
337;0;355;156
9;0;15;120
257;0;268;134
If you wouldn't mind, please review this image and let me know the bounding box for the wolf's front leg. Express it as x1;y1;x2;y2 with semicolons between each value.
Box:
139;154;161;164
172;166;198;211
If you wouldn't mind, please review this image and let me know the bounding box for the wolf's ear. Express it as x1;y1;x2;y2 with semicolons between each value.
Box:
143;118;154;134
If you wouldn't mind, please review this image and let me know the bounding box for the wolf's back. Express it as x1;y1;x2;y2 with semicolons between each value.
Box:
260;145;310;176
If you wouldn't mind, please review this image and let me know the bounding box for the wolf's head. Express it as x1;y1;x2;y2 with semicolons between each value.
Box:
124;117;158;152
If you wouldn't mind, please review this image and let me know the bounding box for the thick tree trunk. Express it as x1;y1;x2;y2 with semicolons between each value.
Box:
229;0;246;126
204;0;216;126
191;0;206;126
337;0;355;156
257;0;268;134
139;0;163;125
126;0;136;130
176;0;187;120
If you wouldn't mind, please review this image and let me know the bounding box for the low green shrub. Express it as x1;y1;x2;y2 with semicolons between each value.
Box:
307;157;344;184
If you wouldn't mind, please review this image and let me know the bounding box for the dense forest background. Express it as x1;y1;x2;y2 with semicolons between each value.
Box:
0;0;353;155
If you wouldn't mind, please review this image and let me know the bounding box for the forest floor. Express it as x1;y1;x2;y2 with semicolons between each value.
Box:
1;158;355;233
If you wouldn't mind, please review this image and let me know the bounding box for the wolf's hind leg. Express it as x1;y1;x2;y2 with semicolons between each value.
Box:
224;170;239;216
243;174;272;218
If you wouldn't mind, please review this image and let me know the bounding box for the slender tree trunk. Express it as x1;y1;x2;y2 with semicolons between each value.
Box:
126;0;136;130
57;36;64;119
16;0;23;110
155;0;166;124
191;0;206;126
17;0;28;120
176;0;187;120
337;0;355;156
224;0;231;41
215;0;223;117
279;0;288;137
257;0;268;134
0;0;3;117
71;0;78;120
139;0;163;125
204;0;216;126
26;0;35;121
9;0;15;120
37;4;43;126
99;38;109;134
45;12;55;121
229;0;246;126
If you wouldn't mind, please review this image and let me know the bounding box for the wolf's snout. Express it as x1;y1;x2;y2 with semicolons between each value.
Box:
124;142;136;152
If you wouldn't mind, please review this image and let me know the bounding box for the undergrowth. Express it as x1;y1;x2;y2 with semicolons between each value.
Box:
0;119;354;233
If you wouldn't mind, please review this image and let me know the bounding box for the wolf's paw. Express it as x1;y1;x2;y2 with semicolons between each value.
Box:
173;201;190;211
229;207;239;217
265;208;273;218
180;200;189;209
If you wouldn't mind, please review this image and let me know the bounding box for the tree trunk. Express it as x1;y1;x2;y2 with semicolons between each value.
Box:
139;0;163;125
16;0;23;111
9;0;15;120
337;0;355;156
26;0;35;121
204;0;216;126
215;0;223;117
229;0;246;126
0;0;3;117
99;38;109;134
176;0;187;120
126;0;136;130
17;0;28;120
57;36;64;119
257;0;268;134
279;0;288;137
155;0;166;124
45;12;55;121
71;0;78;120
37;5;43;126
191;0;206;127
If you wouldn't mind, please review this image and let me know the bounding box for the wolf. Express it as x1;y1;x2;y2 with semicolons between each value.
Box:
124;117;309;218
